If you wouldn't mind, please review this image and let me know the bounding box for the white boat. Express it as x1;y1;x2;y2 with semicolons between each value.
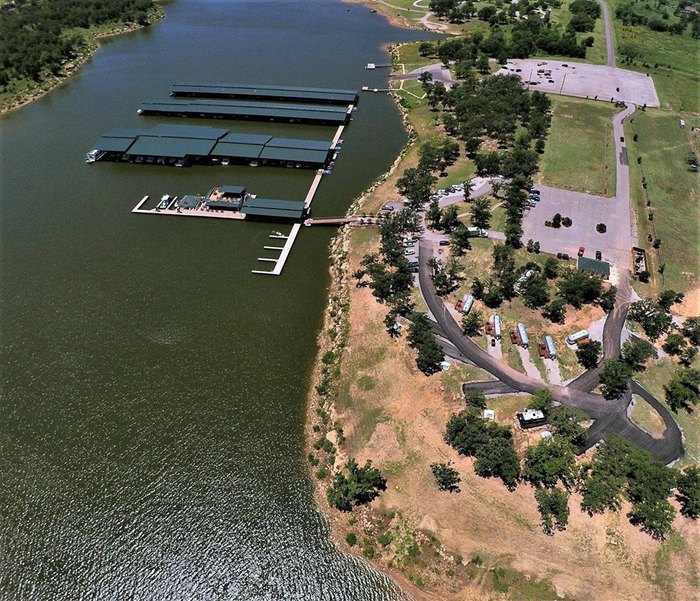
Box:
157;194;175;210
85;149;99;164
175;159;186;167
249;160;259;167
221;158;230;166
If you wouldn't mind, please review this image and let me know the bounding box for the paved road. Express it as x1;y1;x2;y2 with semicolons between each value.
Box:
418;242;683;462
597;0;616;67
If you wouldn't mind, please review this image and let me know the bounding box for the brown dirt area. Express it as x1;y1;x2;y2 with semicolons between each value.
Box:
318;224;700;601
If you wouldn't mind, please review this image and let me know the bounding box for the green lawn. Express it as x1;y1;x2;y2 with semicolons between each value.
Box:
604;0;700;113
636;359;700;467
625;109;700;293
538;95;618;196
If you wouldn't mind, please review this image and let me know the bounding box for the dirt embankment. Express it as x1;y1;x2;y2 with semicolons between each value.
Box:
0;7;164;116
305;45;699;601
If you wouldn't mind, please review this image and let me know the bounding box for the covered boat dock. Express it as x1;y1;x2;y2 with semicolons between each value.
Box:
138;98;353;125
91;124;334;169
170;83;359;105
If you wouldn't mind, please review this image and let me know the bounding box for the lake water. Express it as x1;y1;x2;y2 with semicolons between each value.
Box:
0;1;435;599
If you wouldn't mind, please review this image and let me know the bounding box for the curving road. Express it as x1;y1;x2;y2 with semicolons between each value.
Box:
418;243;684;463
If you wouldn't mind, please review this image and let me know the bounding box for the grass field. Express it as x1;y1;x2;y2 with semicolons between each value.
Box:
538;96;618;196
636;359;700;467
603;0;700;113
625;109;700;294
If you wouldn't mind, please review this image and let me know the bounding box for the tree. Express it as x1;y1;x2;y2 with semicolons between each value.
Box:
598;285;617;313
426;199;442;230
476;53;490;74
396;167;437;209
621;338;654;372
474;435;521;490
557;269;603;308
548;406;588;449
664;368;700;413
682;316;700;346
628;300;673;341
535;488;570;535
431;462;461;492
521;275;550;309
440;205;461;233
524;438;577;489
680;346;698;367
543;256;560;279
676;466;700;519
471;196;491;229
465;389;487;410
576;340;602;369
462;310;483;337
663;332;686;355
542;298;567;324
599;359;632;400
327;459;387;511
530;388;554;413
463;179;475;202
504;220;523;248
657;289;684;311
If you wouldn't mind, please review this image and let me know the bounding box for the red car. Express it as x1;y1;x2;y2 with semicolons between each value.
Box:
578;246;585;257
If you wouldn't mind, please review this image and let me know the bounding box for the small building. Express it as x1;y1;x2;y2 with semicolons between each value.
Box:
205;185;247;211
483;409;496;421
514;269;535;294
577;256;610;279
517;409;547;429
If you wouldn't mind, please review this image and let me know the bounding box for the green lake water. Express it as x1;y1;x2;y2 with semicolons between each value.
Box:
0;1;436;598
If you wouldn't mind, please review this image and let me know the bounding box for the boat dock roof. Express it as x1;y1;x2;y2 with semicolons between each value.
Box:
138;98;351;125
241;197;306;221
171;82;359;105
93;124;334;167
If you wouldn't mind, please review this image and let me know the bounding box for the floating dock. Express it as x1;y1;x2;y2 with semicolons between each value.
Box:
171;83;359;105
138;98;354;125
252;224;302;276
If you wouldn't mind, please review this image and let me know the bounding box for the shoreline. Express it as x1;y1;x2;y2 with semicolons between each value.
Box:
304;37;428;598
0;6;164;116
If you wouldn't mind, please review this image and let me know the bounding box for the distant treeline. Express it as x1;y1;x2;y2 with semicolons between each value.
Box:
616;0;700;36
0;0;157;87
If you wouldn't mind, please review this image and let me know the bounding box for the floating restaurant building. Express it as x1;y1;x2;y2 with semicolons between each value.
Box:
137;98;354;125
170;83;359;105
89;124;335;169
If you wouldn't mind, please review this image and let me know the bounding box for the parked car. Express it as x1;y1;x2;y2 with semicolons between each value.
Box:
578;246;585;257
595;250;602;260
439;240;450;246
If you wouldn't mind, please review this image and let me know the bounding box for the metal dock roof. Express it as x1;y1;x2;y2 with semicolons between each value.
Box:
92;125;333;167
241;197;306;220
128;137;217;158
139;98;350;124
148;123;230;140
171;82;358;104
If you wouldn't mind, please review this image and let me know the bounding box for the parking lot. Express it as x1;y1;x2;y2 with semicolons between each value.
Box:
500;59;659;108
521;185;633;269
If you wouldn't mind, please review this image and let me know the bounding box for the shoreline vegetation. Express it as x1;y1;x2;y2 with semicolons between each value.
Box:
307;3;699;598
0;1;164;115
